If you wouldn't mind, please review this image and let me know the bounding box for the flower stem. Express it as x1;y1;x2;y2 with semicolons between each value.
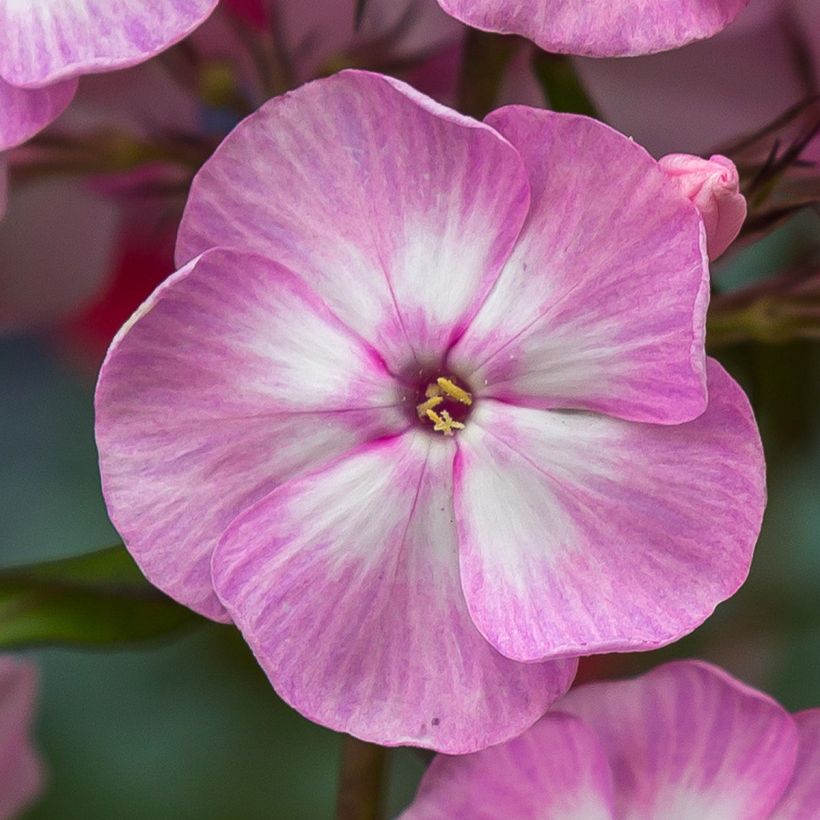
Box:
335;737;388;820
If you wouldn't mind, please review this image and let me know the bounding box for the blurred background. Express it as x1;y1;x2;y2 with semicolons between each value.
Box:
1;0;818;817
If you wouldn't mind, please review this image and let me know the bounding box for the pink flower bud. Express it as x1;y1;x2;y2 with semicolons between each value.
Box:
659;153;746;260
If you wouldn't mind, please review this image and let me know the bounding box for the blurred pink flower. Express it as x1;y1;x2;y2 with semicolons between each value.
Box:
0;0;218;150
659;154;747;259
1;0;462;339
96;71;764;751
575;0;820;155
404;660;820;819
437;0;749;57
0;658;44;819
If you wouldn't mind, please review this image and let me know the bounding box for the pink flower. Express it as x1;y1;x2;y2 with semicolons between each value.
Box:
95;71;765;751
0;0;218;150
436;0;749;57
575;0;819;155
0;658;44;819
1;1;462;337
659;154;747;260
403;660;820;819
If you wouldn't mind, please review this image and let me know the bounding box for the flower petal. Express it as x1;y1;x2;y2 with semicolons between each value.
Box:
0;658;44;819
211;432;576;753
454;359;764;661
773;709;820;819
449;107;708;424
402;712;614;819
559;661;798;820
95;248;407;621
0;74;75;150
0;0;218;86
177;70;531;372
436;0;749;57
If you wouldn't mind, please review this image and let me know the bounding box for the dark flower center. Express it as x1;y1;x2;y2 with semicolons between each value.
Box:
414;375;473;436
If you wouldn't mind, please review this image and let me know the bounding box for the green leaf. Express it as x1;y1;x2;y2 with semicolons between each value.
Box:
530;50;600;118
0;546;201;648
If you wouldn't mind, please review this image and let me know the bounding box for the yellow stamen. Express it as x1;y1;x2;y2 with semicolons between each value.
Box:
425;383;442;399
436;377;473;406
425;408;465;437
416;395;444;419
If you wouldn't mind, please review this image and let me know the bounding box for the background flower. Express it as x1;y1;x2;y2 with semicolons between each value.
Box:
436;0;749;57
403;660;820;819
0;0;462;342
575;0;819;155
0;0;219;150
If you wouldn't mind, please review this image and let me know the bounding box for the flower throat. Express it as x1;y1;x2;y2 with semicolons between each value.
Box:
415;376;473;437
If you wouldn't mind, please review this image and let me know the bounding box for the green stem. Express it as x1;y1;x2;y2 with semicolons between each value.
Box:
458;29;519;120
335;737;388;820
530;50;600;118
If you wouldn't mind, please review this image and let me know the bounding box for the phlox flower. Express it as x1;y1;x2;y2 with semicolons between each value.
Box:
0;658;43;819
436;0;750;58
0;0;218;150
403;660;820;819
95;71;765;752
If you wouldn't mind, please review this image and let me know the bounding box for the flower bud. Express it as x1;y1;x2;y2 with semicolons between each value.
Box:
659;153;746;260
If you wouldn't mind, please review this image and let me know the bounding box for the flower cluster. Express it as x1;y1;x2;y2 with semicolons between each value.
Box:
0;1;217;151
1;0;818;815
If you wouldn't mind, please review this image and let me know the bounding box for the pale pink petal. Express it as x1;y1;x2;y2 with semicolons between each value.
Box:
0;0;218;87
437;0;749;57
0;658;44;819
659;154;746;260
211;432;576;753
95;248;408;621
0;74;75;150
449;107;708;425
454;360;764;662
773;710;820;819
402;712;614;818
560;661;798;819
177;70;530;372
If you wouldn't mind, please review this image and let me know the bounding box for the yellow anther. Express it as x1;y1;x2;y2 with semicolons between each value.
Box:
425;383;443;399
416;395;444;419
425;408;465;437
436;377;473;406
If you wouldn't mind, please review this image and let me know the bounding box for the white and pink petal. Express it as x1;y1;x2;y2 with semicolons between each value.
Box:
177;70;531;373
773;709;820;819
453;359;765;662
211;432;576;753
0;74;75;151
436;0;750;57
403;712;614;819
0;0;218;87
95;248;407;621
559;661;798;820
449;107;708;425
